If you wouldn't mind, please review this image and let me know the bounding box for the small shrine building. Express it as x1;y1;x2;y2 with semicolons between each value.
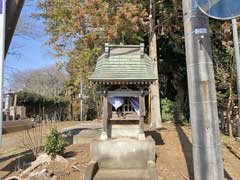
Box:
89;43;157;140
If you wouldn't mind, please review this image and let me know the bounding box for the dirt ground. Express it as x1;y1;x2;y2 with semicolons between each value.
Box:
1;121;240;180
0;121;80;179
153;123;240;180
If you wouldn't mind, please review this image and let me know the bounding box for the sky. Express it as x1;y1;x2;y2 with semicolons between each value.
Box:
4;0;65;91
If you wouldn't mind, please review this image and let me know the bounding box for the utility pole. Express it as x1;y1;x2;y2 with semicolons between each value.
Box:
232;18;240;138
149;0;162;129
79;79;83;121
182;0;224;180
0;0;6;146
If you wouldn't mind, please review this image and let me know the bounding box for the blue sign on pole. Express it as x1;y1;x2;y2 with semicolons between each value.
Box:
0;0;2;14
196;0;240;20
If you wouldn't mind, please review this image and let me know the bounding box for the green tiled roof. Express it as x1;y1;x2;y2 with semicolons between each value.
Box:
89;45;157;82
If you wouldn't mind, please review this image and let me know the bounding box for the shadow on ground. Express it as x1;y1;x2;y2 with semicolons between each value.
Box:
0;150;35;179
63;151;77;158
176;125;194;180
0;150;32;164
145;131;165;145
176;125;233;180
224;143;240;160
224;169;233;180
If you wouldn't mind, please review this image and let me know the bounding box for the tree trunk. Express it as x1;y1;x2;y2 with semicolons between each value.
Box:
226;86;233;137
219;108;225;131
38;103;41;122
54;110;56;122
174;84;185;122
42;106;45;123
70;96;73;120
149;0;162;129
235;110;240;138
13;94;17;121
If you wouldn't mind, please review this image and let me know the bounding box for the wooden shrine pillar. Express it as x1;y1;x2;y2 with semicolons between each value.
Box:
108;102;112;120
139;94;146;140
100;93;109;140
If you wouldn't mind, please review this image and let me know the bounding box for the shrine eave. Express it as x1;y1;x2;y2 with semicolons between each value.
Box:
90;80;155;85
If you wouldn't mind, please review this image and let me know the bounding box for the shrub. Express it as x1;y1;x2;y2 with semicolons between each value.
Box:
43;128;67;157
161;98;176;114
161;98;176;121
232;128;238;137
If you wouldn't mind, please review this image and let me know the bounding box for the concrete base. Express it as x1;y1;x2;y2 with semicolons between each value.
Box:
73;129;100;144
84;137;157;180
235;137;240;142
138;133;146;141
99;132;108;140
90;137;155;169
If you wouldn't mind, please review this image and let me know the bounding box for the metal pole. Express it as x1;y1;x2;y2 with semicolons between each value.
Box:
232;18;240;138
80;80;83;121
5;0;25;57
182;0;224;179
0;0;6;146
149;0;162;129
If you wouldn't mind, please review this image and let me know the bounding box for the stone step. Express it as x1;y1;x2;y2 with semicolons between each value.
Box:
94;169;150;180
108;124;140;138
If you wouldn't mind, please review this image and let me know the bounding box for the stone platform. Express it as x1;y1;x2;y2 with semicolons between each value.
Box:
73;129;100;144
93;169;150;180
71;125;140;144
84;137;158;180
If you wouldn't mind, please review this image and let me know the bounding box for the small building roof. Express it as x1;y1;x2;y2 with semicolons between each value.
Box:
89;44;157;84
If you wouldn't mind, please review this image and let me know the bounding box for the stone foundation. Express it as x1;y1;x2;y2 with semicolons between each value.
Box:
84;137;158;180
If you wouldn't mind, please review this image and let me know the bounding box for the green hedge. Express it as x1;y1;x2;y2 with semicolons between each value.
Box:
16;91;69;120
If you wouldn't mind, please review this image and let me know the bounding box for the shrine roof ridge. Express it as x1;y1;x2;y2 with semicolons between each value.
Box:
89;43;157;83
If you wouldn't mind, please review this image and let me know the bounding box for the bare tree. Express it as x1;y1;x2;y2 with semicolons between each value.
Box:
22;123;43;157
9;65;68;96
7;0;44;56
